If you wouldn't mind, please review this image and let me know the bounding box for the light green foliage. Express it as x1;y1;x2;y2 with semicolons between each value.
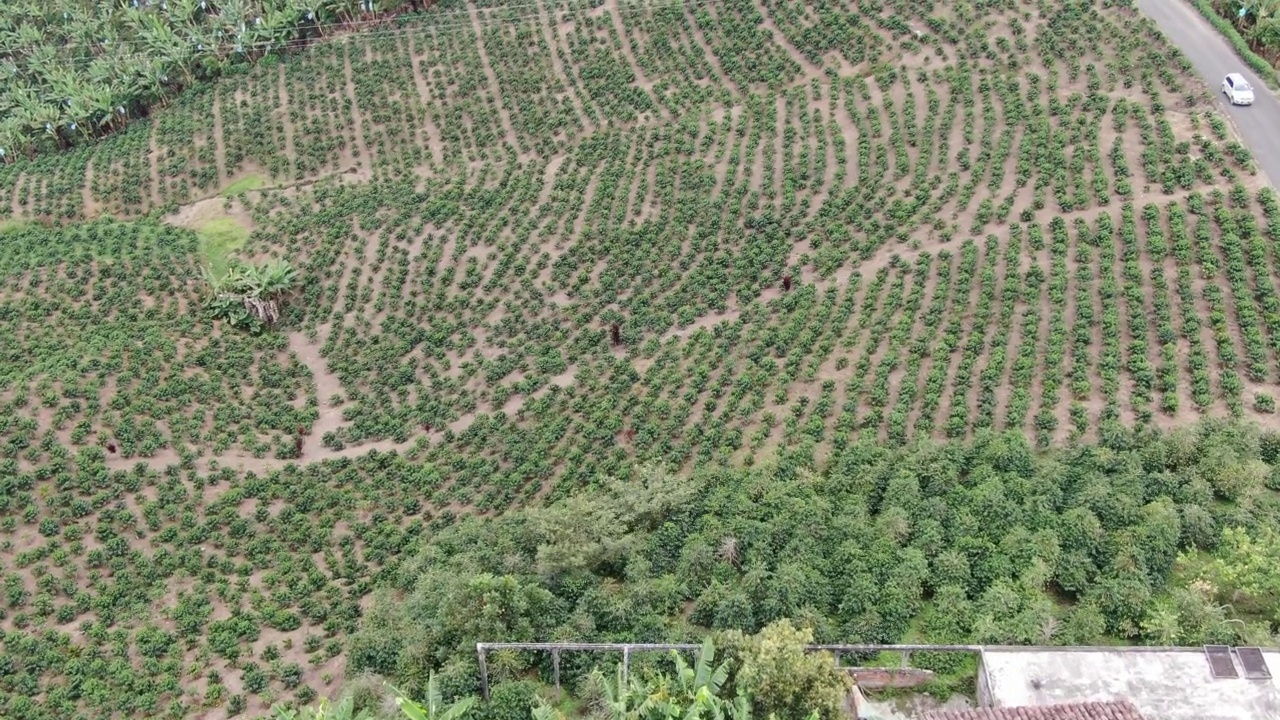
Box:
644;639;736;720
526;467;697;583
531;639;753;720
273;696;377;720
1194;526;1280;623
1138;584;1238;646
395;673;479;720
719;621;849;720
221;174;268;198
279;673;477;720
197;216;250;280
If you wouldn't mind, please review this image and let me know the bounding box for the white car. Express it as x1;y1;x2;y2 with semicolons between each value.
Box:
1223;73;1255;106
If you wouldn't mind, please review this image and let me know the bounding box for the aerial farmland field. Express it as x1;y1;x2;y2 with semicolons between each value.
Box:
4;0;1280;717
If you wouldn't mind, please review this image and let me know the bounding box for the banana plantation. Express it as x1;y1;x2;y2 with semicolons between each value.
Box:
0;0;428;156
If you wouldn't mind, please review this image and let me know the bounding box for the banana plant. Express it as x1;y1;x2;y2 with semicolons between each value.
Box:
204;258;299;332
272;696;375;720
391;672;477;720
581;638;740;720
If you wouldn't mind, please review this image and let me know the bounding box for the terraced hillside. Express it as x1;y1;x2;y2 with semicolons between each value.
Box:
3;0;1280;717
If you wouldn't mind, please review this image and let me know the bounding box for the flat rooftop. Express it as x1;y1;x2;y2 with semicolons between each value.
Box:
981;648;1280;720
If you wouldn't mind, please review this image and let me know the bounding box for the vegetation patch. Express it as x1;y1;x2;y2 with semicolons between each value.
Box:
1;0;1280;718
197;217;251;280
1197;0;1280;85
222;174;270;198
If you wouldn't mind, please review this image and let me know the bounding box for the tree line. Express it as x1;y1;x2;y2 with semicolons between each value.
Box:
1211;0;1280;61
320;421;1280;715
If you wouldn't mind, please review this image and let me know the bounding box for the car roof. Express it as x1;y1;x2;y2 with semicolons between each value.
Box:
1226;72;1247;81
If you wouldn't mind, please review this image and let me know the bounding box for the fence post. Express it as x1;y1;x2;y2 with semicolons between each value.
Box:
553;648;562;691
622;646;631;685
478;645;490;701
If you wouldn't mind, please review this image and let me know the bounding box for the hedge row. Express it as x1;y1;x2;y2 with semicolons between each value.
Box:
1187;0;1280;87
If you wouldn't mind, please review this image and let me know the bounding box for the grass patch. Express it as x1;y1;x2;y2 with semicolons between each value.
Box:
220;174;267;197
0;219;33;236
197;218;249;280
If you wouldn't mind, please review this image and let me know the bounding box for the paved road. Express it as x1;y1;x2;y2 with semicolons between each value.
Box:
1138;0;1280;186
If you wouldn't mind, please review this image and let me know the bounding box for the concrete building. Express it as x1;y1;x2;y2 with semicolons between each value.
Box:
976;647;1280;720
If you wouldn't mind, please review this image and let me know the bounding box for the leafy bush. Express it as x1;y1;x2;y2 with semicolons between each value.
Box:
719;621;850;720
478;682;540;720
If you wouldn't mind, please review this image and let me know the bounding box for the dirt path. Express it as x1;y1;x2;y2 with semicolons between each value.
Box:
278;64;297;176
685;4;739;97
540;6;596;135
288;328;348;456
879;253;950;442
468;4;522;154
148;122;161;208
747;112;768;198
401;37;444;169
536;159;600;287
604;0;667;121
211;88;228;185
976;242;1022;434
752;0;825;81
81;157;101;219
537;155;567;208
834;85;861;186
771;94;786;206
341;44;371;172
622;131;652;219
706;107;733;199
807;93;839;220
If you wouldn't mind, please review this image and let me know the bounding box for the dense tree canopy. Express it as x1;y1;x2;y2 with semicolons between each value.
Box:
347;422;1280;704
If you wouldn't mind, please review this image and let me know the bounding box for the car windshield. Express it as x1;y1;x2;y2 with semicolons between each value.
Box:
1236;79;1252;91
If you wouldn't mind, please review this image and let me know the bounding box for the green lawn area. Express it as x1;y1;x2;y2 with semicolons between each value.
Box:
220;174;267;197
197;217;249;280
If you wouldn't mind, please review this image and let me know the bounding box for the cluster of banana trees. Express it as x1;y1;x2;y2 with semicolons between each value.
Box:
273;674;477;720
0;0;425;159
204;257;298;332
1215;0;1280;57
534;641;766;720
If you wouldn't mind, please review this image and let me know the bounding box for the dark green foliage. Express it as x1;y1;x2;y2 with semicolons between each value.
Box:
3;0;1280;717
480;681;541;720
350;422;1280;695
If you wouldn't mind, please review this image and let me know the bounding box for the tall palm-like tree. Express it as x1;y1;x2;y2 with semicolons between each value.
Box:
1247;2;1280;57
84;81;126;131
634;639;734;720
573;640;747;720
0;117;30;161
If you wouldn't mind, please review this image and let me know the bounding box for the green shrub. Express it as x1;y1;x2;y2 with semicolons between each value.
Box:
478;681;540;720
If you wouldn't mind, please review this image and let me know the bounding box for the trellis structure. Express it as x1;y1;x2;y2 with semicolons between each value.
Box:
473;642;983;700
